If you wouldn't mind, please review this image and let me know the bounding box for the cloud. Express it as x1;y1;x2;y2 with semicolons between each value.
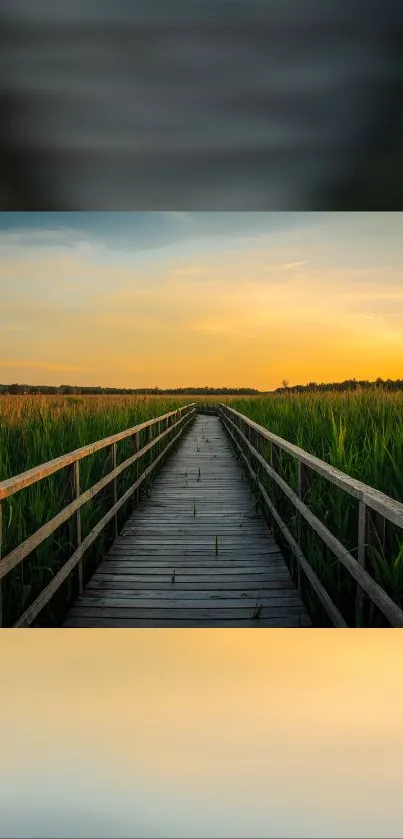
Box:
0;227;84;252
0;213;317;262
280;260;308;270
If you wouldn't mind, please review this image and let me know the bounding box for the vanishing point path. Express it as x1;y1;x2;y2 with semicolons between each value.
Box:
64;415;312;627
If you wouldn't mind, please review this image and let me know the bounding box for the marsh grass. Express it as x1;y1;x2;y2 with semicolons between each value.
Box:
230;390;403;626
3;390;403;627
0;394;191;625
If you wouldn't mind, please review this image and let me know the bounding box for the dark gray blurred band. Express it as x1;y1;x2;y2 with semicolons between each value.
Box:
1;1;403;209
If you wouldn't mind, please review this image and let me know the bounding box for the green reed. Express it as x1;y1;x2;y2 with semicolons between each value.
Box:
230;390;403;625
0;394;191;625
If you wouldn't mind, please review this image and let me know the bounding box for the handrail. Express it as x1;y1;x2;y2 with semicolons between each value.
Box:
0;403;196;626
220;405;403;529
219;403;403;627
0;405;194;501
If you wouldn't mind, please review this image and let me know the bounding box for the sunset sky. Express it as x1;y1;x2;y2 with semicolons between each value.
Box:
1;212;402;390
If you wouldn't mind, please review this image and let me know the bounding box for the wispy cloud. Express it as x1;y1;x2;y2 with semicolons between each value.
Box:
0;227;83;251
280;261;308;270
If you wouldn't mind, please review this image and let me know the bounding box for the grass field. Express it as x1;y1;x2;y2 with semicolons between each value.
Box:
1;390;402;626
0;394;197;625
229;390;403;625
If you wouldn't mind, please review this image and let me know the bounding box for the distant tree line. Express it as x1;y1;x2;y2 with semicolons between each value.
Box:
2;378;402;396
0;384;260;396
274;377;403;394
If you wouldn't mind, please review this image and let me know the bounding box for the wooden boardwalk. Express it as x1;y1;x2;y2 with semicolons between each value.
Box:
64;415;311;627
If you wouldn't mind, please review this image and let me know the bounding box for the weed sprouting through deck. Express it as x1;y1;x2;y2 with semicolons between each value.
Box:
252;589;262;619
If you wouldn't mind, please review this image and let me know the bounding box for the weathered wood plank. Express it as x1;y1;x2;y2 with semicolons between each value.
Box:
63;414;311;628
94;566;290;576
65;604;309;620
86;579;294;591
99;560;286;570
119;526;269;533
89;574;284;584
98;560;287;570
64;616;312;628
77;590;302;603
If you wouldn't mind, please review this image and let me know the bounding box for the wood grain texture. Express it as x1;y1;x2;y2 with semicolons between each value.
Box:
64;415;311;628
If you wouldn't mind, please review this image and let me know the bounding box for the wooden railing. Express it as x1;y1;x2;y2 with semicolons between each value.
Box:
220;404;403;628
0;403;196;627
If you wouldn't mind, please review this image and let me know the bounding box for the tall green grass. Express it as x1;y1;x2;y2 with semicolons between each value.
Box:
3;390;402;627
0;395;192;626
229;390;403;625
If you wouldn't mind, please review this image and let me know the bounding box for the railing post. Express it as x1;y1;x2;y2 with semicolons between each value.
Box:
71;461;83;595
356;504;385;626
111;442;118;541
356;500;367;625
134;430;140;508
297;461;310;593
157;419;161;458
253;427;259;469
247;422;252;458
0;501;3;627
254;427;258;457
271;443;280;475
255;429;264;502
367;509;386;559
148;423;153;474
245;421;251;458
297;461;309;539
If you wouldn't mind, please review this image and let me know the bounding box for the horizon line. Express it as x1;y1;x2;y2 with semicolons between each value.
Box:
1;376;402;394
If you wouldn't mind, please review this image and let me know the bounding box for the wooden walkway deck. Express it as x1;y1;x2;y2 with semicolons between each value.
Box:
64;415;311;627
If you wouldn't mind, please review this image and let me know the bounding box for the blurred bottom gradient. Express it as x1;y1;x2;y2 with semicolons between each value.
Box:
1;629;403;838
